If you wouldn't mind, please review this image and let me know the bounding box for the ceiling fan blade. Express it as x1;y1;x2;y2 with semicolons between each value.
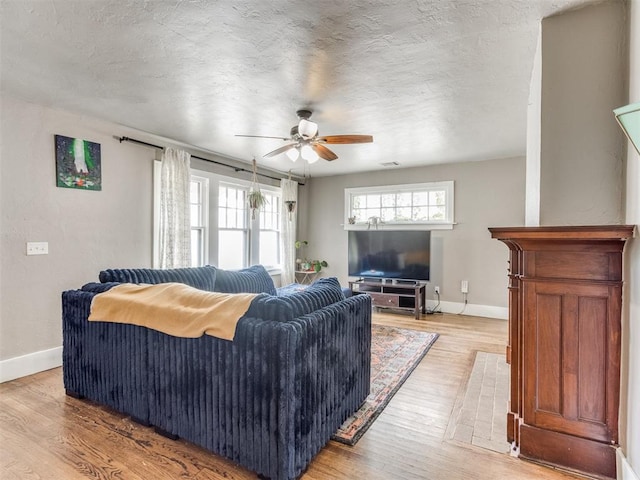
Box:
235;134;291;141
263;143;297;158
312;144;338;161
316;134;373;144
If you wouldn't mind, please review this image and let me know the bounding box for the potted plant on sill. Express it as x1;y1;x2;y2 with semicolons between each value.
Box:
295;240;328;272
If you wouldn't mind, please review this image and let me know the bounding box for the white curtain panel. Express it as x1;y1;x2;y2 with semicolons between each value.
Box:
280;178;298;285
159;148;192;268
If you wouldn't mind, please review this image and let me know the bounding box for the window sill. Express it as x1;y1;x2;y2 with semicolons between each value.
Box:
342;223;455;231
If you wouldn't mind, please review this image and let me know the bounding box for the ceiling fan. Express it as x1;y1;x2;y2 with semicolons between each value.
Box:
236;109;373;163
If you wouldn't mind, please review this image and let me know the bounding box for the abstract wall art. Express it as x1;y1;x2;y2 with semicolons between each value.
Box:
55;134;102;190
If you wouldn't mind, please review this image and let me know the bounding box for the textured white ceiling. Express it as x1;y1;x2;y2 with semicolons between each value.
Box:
0;0;595;177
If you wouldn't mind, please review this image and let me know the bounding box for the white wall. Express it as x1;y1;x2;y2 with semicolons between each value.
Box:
0;94;287;378
303;156;525;315
539;1;626;225
0;95;155;365
620;0;640;477
525;27;542;227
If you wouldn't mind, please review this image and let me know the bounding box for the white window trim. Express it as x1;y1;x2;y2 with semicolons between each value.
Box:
153;160;161;268
344;181;455;230
256;189;282;269
218;179;281;269
191;174;210;267
217;182;251;268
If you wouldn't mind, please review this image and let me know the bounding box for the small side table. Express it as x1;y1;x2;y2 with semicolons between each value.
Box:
295;270;319;285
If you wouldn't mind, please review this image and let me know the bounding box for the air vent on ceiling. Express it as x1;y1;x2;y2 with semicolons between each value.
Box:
380;161;400;167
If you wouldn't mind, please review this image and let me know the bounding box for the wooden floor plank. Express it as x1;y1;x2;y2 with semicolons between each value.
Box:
0;312;586;479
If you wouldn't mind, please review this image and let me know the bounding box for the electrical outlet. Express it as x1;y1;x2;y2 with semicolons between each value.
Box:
434;286;440;294
26;242;48;255
461;280;469;293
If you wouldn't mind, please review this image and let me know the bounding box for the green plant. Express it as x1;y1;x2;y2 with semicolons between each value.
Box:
311;260;328;272
295;240;328;272
247;158;267;220
247;189;267;219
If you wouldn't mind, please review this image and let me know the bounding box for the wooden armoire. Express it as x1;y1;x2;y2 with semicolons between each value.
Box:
489;225;634;479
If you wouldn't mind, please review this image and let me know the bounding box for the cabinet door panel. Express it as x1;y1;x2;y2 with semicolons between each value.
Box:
578;296;607;424
523;281;618;443
535;293;562;413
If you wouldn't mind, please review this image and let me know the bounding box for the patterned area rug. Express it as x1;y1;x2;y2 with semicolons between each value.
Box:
331;325;439;445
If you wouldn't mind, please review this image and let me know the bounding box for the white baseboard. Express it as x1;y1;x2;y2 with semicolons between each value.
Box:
0;346;62;383
618;448;640;480
426;300;508;320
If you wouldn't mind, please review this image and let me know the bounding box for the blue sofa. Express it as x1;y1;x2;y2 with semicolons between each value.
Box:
62;265;371;480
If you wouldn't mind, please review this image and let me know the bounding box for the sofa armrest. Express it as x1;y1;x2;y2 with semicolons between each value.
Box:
285;294;372;468
147;293;372;480
62;289;150;423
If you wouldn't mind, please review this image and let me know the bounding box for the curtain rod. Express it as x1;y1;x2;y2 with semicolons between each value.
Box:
118;136;303;184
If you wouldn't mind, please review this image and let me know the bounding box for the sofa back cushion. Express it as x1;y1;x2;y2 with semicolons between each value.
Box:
98;266;217;291
214;264;277;295
247;277;345;321
82;282;120;293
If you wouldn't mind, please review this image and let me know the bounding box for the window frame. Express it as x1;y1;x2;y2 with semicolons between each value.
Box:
257;189;282;268
190;175;210;267
344;181;455;230
217;182;250;269
213;178;282;270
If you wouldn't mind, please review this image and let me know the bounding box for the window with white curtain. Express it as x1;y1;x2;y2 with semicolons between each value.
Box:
155;163;281;269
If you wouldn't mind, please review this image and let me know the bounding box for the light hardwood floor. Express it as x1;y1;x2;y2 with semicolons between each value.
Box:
0;312;584;480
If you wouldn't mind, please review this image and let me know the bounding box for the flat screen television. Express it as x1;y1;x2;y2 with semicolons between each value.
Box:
348;230;430;282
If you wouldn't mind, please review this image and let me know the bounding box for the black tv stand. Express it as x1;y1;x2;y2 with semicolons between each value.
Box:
349;279;426;319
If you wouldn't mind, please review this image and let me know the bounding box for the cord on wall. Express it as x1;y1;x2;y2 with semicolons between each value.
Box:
456;292;468;315
426;291;442;315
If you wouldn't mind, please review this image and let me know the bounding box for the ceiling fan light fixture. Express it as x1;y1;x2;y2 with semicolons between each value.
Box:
237;108;372;164
286;147;300;161
298;119;318;138
301;144;319;163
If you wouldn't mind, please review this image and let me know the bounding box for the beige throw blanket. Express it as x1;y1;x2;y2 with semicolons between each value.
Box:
88;283;258;341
